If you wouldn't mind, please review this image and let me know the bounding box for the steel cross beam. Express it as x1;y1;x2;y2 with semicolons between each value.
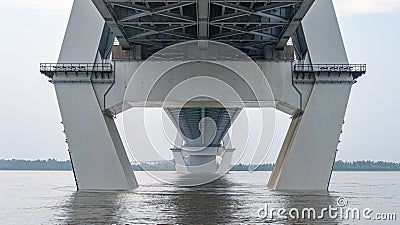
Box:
212;2;293;23
211;24;281;40
126;24;195;39
92;0;312;59
197;0;210;39
115;2;194;22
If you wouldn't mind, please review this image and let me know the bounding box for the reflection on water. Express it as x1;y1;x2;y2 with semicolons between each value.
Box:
61;176;239;224
60;172;341;224
62;192;123;224
0;171;399;224
170;172;226;186
165;177;237;224
278;192;339;224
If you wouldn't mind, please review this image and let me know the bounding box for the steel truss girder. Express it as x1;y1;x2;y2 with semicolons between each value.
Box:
92;0;312;59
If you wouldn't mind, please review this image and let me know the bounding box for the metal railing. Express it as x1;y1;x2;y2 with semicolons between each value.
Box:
294;64;366;73
39;63;113;77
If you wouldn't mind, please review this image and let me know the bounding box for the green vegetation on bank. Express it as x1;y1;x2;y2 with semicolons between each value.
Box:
0;159;72;171
1;159;400;171
333;160;400;171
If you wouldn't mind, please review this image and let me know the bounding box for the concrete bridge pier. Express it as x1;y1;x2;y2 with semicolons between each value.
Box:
40;0;366;191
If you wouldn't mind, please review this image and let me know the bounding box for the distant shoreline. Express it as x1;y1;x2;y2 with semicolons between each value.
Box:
0;159;400;172
1;159;400;171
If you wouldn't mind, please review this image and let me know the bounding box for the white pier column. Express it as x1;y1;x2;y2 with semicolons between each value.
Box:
54;0;138;190
268;0;351;190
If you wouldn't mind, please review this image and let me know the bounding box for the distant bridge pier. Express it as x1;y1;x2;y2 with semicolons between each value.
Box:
166;102;240;174
171;134;236;174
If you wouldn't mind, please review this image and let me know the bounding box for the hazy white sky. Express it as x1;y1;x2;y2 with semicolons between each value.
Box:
0;0;399;163
334;0;400;16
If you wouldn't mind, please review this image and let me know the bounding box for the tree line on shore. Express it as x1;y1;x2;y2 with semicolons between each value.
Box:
1;159;400;171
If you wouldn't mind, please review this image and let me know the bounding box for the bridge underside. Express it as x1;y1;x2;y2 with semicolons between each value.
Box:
92;0;314;59
42;0;366;191
165;106;241;147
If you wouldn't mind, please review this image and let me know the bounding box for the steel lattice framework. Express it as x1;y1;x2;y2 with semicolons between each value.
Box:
92;0;314;59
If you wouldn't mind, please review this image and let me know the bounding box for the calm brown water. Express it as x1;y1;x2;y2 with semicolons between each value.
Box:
0;171;398;224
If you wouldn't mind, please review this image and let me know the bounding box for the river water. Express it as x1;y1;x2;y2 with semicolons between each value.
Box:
0;171;398;224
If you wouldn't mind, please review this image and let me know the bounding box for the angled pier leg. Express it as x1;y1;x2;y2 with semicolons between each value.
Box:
268;80;352;190
268;0;351;190
55;83;138;190
268;115;302;189
54;0;138;190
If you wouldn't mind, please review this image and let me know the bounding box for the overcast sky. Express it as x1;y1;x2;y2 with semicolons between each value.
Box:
0;0;399;163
